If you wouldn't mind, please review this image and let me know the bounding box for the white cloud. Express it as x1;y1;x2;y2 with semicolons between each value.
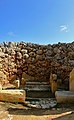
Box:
60;25;69;32
8;32;15;36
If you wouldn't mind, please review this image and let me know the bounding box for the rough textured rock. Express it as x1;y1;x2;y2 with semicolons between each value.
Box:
49;73;57;93
0;52;5;57
12;79;20;88
0;71;9;86
0;89;26;103
0;41;74;88
22;72;34;81
55;91;74;103
69;68;74;91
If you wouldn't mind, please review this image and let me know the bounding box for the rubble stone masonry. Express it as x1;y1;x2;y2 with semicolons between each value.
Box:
0;41;74;87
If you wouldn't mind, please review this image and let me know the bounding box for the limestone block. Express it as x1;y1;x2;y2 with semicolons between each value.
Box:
12;79;20;88
3;71;9;77
29;52;36;57
0;89;26;103
68;52;74;59
69;60;74;65
21;78;26;87
0;64;2;69
27;57;35;63
69;68;74;91
22;72;34;81
0;58;3;62
0;48;2;52
0;52;5;57
12;68;17;73
21;49;28;54
15;47;21;52
9;75;17;83
0;84;2;90
55;91;74;103
36;50;43;55
50;73;57;93
23;53;29;59
2;83;16;89
36;55;43;61
0;71;8;86
17;52;22;59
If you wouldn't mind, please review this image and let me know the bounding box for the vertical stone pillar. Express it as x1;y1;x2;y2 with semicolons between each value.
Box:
69;68;74;91
50;73;57;93
0;83;2;90
12;79;20;88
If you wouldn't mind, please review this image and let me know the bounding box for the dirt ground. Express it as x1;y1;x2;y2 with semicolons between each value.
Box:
0;102;74;120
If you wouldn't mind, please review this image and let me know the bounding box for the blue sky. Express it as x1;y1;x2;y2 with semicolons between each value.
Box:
0;0;74;44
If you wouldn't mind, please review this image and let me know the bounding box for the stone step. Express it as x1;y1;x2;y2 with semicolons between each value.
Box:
26;97;55;102
26;79;48;82
26;82;49;85
26;91;51;98
25;85;50;91
25;81;50;91
24;81;51;98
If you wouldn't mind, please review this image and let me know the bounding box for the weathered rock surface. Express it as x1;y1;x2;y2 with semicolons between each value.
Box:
0;89;26;103
0;71;9;86
0;41;74;88
69;68;74;91
55;91;74;103
49;73;57;93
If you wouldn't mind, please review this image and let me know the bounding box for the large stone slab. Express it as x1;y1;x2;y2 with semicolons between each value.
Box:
55;91;74;103
2;83;16;89
0;89;26;103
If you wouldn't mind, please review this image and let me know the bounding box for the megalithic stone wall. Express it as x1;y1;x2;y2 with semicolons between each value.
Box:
0;41;74;86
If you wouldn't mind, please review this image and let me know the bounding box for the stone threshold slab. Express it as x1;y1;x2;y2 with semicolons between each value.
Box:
55;91;74;103
0;89;26;103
